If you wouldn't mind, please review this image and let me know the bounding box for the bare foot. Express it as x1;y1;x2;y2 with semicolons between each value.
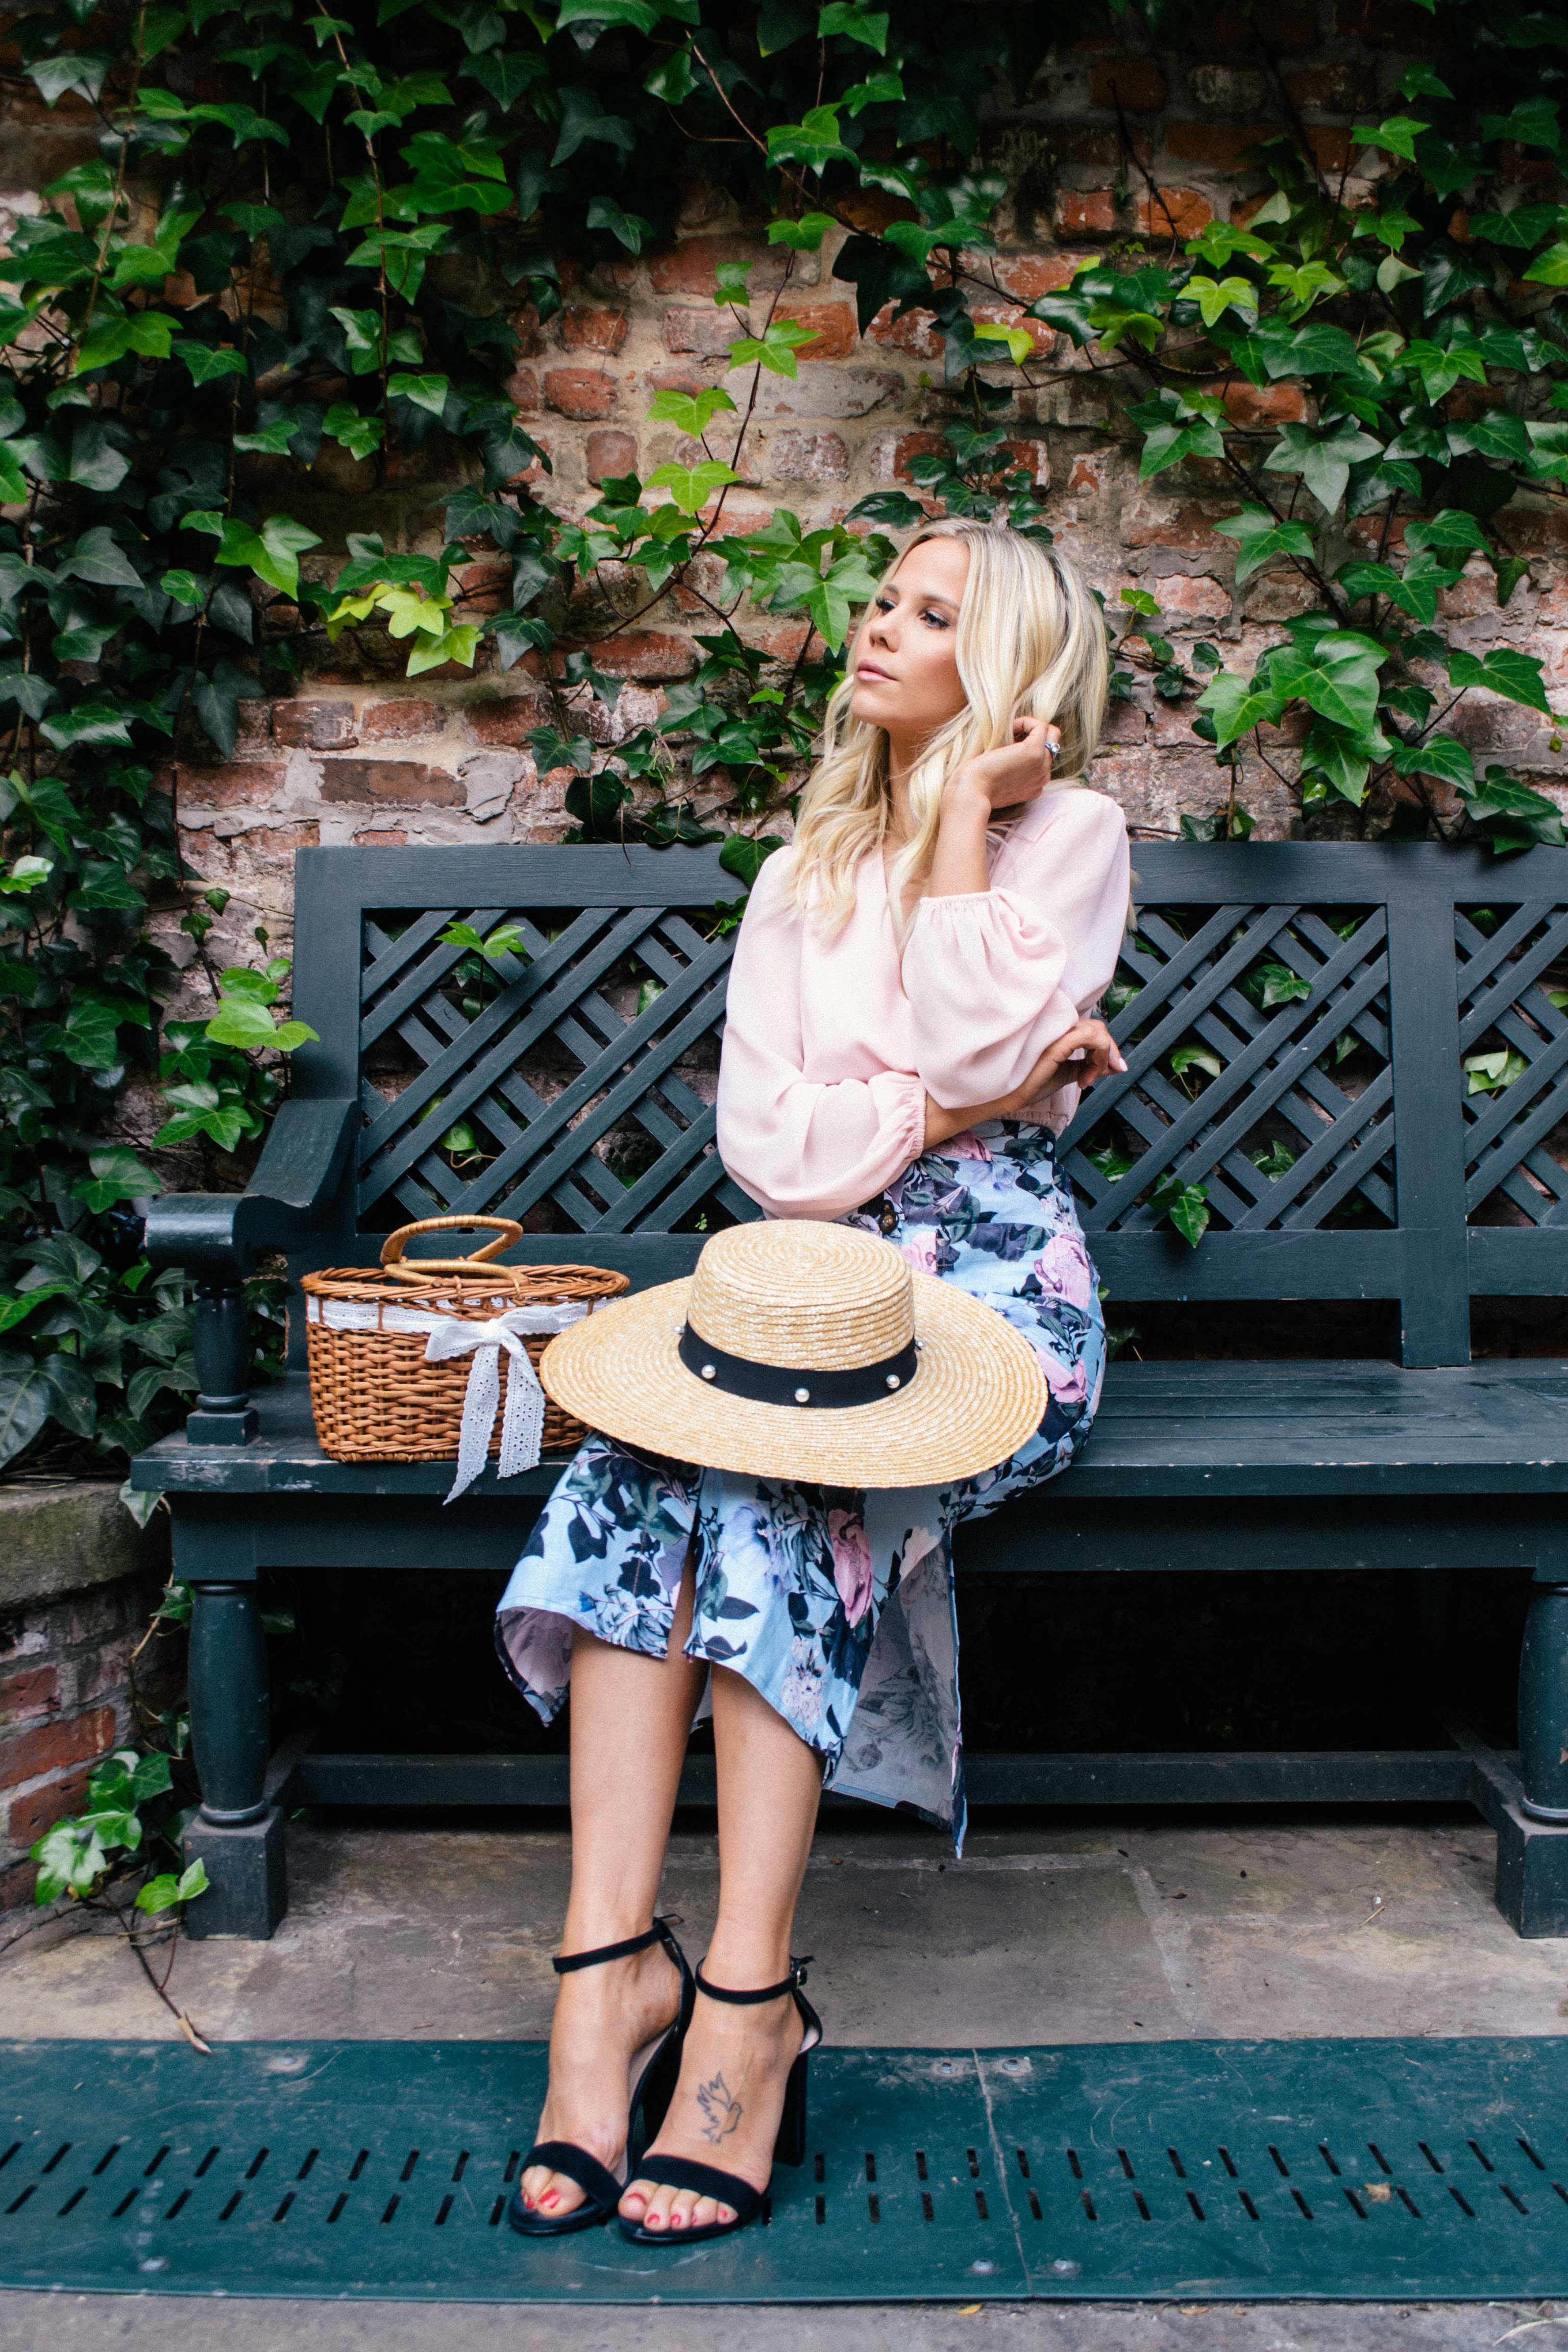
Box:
620;1984;805;2234
520;1940;684;2222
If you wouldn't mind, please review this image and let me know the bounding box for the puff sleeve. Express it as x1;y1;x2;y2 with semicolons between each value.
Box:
716;853;927;1221
901;789;1130;1110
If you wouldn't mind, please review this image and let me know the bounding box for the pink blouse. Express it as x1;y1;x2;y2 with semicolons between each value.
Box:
716;785;1132;1222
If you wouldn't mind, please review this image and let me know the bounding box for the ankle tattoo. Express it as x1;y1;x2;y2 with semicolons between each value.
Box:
696;2072;742;2144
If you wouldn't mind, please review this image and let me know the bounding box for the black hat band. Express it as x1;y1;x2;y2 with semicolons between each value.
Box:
677;1323;920;1409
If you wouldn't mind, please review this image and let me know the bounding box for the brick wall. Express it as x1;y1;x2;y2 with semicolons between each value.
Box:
0;1487;177;1918
4;5;1563;1002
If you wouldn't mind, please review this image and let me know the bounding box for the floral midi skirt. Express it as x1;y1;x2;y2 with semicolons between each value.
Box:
494;1124;1105;1850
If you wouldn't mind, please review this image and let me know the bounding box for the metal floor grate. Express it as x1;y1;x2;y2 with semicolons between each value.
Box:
4;2039;1568;2302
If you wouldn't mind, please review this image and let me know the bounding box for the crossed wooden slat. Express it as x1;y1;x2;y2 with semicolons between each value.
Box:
1060;901;1395;1236
1457;902;1568;1227
354;902;754;1234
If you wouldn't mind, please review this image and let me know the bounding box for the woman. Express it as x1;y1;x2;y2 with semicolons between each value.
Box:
495;518;1132;2245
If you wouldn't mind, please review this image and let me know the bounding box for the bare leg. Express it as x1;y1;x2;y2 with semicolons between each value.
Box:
520;1570;707;2220
621;1661;823;2233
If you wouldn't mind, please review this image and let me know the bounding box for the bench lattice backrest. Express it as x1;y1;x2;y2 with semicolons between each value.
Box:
286;838;1568;1367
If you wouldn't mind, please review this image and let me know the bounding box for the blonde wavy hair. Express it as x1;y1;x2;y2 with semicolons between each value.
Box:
790;519;1109;934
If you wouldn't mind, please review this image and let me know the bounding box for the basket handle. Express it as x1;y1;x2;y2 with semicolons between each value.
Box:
380;1215;524;1278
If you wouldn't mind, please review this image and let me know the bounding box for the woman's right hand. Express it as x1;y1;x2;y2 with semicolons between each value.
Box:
922;1017;1126;1152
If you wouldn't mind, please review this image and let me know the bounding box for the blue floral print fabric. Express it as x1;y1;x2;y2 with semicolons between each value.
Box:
494;1125;1105;1848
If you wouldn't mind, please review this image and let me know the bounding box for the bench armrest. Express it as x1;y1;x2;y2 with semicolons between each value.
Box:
145;1099;358;1280
143;1099;356;1448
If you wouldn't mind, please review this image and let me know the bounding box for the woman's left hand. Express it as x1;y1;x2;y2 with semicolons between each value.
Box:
1001;1016;1124;1108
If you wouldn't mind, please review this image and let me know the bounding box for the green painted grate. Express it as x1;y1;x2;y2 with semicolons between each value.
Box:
4;2038;1568;2303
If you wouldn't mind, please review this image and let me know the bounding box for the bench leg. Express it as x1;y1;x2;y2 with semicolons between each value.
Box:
1518;1580;1568;1822
182;1579;285;1940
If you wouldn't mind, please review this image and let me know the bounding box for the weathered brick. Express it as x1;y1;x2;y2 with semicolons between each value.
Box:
586;429;640;482
1334;0;1454;48
176;761;287;810
0;1663;57;1724
1055;186;1213;239
988;252;1087;302
273;699;356;750
559;304;629;354
319;760;462;805
468;696;551;746
456;559;511;615
661;305;739;358
776;302;859;362
1156;575;1233;619
1202;2;1316;49
1243;571;1321;623
1185;62;1270;113
754;368;903;421
361;699;439;742
8;1763;96;1853
766;429;850;483
1122;493;1232;550
505;364;539;413
1001;437;1051;489
352;827;409;845
868;304;944;360
1208;379;1311;426
544;367;619;421
1089;58;1167;112
648;234;794;295
869;429;947;483
0;1705;115;1791
558;631;696;682
1284;62;1376;115
1100;695;1148;744
1164;122;1352;174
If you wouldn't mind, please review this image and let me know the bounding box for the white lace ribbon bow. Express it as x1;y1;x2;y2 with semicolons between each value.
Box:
422;1304;587;1503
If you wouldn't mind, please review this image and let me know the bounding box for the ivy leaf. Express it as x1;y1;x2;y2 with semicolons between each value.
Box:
28;53;111;106
1336;553;1460;624
39;704;133;749
1196;667;1289;750
727;318;820;378
646;460;742;516
461;50;545;109
647;386;738;436
56;525;141;587
1125;388;1227;479
1448;645;1552;714
1390;733;1476;791
719;832;785;887
1189;273;1259;328
550;87;636;168
205;996;320;1051
173;338;248;384
1352;114;1429;162
1268;631;1386;736
766;106;854;176
1211;505;1315;585
1263;420;1383;514
321;404;384;461
1447;407;1530;465
819;3;888;50
586;197;654;255
1404;508;1491;557
1479;95;1561;151
1150;1174;1211;1248
76;312;174;375
845;489;926;529
387;371;451;417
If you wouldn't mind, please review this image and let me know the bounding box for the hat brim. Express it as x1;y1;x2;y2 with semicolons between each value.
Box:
537;1269;1048;1488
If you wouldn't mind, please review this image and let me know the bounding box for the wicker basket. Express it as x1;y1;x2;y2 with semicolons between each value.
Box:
300;1216;628;1464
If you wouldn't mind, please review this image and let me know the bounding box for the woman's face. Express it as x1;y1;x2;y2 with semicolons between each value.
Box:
848;536;971;743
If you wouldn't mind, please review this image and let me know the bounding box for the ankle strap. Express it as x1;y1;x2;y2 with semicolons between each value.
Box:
553;1916;682;1976
695;1955;813;2004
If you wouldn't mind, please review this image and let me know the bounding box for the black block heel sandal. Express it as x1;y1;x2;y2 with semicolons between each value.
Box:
617;1956;822;2247
508;1916;694;2238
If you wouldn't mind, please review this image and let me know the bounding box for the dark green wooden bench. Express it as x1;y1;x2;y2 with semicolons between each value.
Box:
129;840;1568;1940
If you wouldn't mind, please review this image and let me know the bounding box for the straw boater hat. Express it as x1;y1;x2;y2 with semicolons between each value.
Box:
537;1220;1048;1487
